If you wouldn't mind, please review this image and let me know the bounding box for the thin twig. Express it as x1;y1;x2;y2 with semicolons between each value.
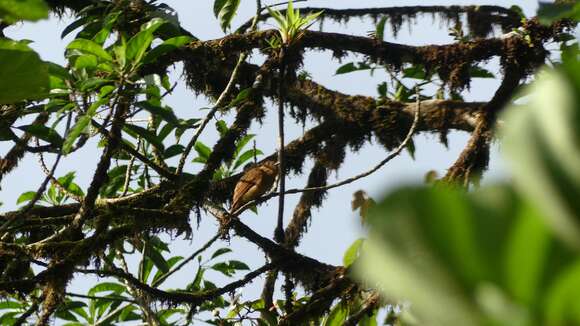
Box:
66;292;138;304
152;232;220;287
275;48;287;243
176;53;248;176
121;137;141;197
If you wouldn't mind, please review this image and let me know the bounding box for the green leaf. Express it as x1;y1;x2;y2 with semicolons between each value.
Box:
211;262;234;277
61;16;90;39
194;141;212;161
375;17;387;41
73;54;98;70
544;261;580;324
234;134;254;155
126;18;165;65
93;11;121;45
215;119;228;137
377;82;387;98
469;66;495;79
113;38;127;69
63;99;104;154
343;238;364;267
146;246;170;274
143;36;192;64
135;101;180;126
504;205;550;305
78;78;112;92
403;64;427;80
0;0;48;22
158;122;175;141
152;256;183;284
229;260;250;270
323;303;349;326
215;0;240;32
406;137;416;160
229;87;252;107
57;172;84;197
67;39;113;62
335;62;371;75
88;282;126;296
359;308;378;326
123;124;165;151
0;301;22;310
17;124;63;146
47;62;72;81
0;39;49;103
211;247;232;259
163;144;184;158
233;149;263;170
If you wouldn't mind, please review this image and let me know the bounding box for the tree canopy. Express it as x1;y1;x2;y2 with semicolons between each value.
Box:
0;0;578;325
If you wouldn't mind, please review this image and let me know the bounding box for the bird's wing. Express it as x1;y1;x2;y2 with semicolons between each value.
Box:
231;169;263;211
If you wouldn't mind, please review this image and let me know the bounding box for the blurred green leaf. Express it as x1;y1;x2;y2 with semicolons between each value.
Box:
214;0;240;32
537;3;580;25
233;149;263;170
17;124;63;146
163;144;184;158
194;141;212;162
229;87;252;107
375;17;387;41
469;66;495;79
501;68;580;249
229;260;249;270
211;247;232;259
0;39;49;103
123;124;165;151
216;120;229;137
403;64;427;80
67;39;113;62
61;16;90;39
143;35;192;64
323;302;349;326
74;54;98;70
0;0;48;22
343;238;364;267
136;101;180;126
335;62;371;75
126;18;165;66
357;184;580;326
63;99;104;154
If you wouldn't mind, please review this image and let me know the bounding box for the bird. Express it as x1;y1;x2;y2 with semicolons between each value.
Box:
230;161;278;213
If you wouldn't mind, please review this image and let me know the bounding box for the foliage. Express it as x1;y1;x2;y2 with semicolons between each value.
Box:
266;0;322;46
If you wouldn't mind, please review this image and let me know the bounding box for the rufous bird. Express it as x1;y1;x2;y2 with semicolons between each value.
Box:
230;161;279;213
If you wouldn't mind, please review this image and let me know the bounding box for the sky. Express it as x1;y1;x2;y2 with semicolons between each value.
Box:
1;0;544;321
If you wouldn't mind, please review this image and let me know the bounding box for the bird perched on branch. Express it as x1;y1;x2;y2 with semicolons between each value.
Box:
230;161;279;213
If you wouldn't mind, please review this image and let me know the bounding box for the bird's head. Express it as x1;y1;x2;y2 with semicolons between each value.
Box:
260;161;279;175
